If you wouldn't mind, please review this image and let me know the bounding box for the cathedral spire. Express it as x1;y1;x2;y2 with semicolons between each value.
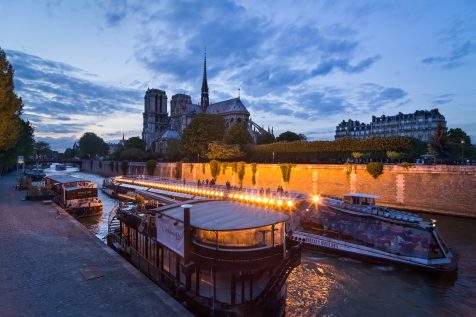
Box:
200;49;209;111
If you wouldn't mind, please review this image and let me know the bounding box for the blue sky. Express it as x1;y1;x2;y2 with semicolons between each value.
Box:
1;0;475;151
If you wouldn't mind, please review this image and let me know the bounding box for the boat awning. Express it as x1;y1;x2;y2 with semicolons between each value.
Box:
45;175;88;184
159;200;289;231
343;193;379;199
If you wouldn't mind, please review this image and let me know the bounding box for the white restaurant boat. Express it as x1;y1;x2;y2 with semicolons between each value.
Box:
290;193;458;272
44;175;103;218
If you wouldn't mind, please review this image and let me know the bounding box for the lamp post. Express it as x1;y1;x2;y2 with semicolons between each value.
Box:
461;139;465;165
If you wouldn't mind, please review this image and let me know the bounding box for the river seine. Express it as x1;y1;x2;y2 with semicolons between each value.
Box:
47;166;476;316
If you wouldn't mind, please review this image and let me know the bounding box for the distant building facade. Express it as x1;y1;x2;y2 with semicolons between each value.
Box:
143;53;271;153
335;109;447;142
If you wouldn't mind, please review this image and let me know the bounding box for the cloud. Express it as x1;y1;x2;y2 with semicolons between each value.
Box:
432;93;454;105
311;55;381;76
6;50;143;137
36;136;77;152
422;41;476;69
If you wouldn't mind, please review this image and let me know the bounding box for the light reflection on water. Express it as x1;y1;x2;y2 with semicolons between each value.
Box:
45;166;476;316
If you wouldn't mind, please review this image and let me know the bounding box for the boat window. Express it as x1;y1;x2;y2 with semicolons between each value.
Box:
193;224;285;250
303;208;445;259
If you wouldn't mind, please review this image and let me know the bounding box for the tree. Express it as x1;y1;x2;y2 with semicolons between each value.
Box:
120;148;148;161
386;151;403;162
180;114;225;160
276;131;306;142
78;132;109;159
125;136;145;150
447;128;471;145
256;132;275;145
165;139;181;161
0;119;34;174
146;159;156;176
0;47;22;152
223;123;253;145
207;142;245;160
430;122;449;156
34;141;52;159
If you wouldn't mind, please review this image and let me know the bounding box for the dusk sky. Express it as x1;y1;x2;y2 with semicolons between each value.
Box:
1;0;475;151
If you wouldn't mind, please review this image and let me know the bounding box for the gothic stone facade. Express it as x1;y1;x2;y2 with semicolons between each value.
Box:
143;53;266;153
335;109;447;142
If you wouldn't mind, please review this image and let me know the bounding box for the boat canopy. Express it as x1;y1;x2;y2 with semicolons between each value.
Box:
343;193;380;199
343;193;379;205
45;175;89;184
159;200;289;231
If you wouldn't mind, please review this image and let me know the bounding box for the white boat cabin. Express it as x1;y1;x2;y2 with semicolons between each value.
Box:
343;193;379;205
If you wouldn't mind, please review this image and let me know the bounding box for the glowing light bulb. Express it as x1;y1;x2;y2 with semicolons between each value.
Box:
277;200;283;206
263;198;269;204
287;200;293;207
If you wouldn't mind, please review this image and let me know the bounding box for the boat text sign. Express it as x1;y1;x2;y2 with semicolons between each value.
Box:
156;216;184;257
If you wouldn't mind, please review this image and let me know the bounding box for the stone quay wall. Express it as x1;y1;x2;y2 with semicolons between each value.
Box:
82;160;476;218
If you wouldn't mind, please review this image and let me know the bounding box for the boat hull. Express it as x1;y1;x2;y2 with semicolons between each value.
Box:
291;231;457;273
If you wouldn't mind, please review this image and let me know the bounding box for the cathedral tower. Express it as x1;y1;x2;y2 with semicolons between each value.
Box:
200;51;209;111
142;89;168;151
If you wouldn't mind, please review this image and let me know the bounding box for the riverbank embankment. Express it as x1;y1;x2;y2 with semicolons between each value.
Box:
0;173;191;317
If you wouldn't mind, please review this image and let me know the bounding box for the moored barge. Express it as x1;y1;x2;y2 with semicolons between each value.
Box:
44;175;103;218
291;193;458;272
107;200;301;316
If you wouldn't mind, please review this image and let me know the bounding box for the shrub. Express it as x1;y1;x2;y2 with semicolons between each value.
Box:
231;162;238;175
210;160;220;180
367;162;384;179
399;162;414;170
280;163;295;183
146;159;157;176
251;163;257;186
237;162;246;189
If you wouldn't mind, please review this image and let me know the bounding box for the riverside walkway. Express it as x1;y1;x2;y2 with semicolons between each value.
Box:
0;174;191;317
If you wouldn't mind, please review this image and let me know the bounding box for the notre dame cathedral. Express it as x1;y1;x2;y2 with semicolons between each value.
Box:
142;53;271;153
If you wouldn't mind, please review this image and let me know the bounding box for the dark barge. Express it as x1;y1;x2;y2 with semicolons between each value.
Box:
107;200;301;316
44;175;103;218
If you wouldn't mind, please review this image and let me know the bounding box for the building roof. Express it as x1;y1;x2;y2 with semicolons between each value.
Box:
160;200;288;231
343;193;380;199
160;129;180;140
45;175;89;184
206;98;250;115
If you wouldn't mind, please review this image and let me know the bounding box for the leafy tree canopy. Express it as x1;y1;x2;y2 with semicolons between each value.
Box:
207;142;245;161
120;148;148;161
0;47;22;151
34;141;52;159
125;136;145;150
180;114;225;160
78;132;109;159
430;122;449;156
447;128;471;145
223;123;253;145
276;131;306;142
256;132;275;144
